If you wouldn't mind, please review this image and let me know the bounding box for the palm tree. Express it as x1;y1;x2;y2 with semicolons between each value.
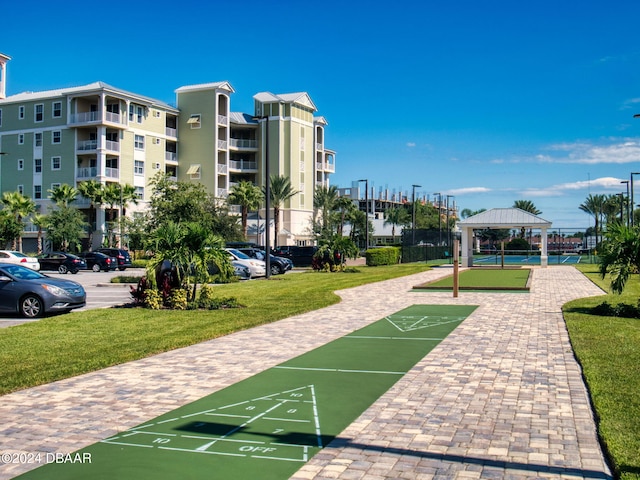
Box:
313;185;339;236
30;213;48;254
598;222;640;294
335;196;356;236
48;184;79;207
266;175;298;248
579;194;606;246
513;200;541;240
228;181;263;240
78;180;104;249
1;191;36;251
102;183;138;247
384;206;410;243
460;208;486;219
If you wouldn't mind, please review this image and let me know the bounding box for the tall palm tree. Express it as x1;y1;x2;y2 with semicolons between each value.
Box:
384;206;410;243
48;184;79;207
598;222;640;294
335;196;356;236
1;191;36;251
513;200;541;239
228;181;263;240
313;185;339;235
102;183;139;247
30;213;48;254
78;180;104;249
266;175;298;248
579;193;606;246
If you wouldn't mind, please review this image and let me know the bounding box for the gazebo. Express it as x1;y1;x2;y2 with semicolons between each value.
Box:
458;208;553;267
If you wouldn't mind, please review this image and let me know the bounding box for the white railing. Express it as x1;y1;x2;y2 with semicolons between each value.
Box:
316;142;323;150
217;164;228;174
300;142;305;151
217;188;227;198
166;127;177;137
300;160;305;171
105;167;119;178
105;140;120;152
316;161;336;172
229;160;257;170
217;114;228;125
77;167;97;178
165;152;177;161
229;138;258;149
217;139;228;150
105;111;121;124
77;140;97;151
70;111;99;124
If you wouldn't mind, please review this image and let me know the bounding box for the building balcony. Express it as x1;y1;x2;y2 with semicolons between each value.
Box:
229;159;257;171
166;127;177;138
105;167;119;179
217;188;227;198
217;114;228;125
69;111;126;127
218;139;228;150
77;140;98;152
165;151;177;162
229;138;258;149
316;142;323;151
316;161;335;173
217;164;228;174
77;167;97;179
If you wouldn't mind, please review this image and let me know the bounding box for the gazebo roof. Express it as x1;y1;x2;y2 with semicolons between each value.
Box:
459;208;552;229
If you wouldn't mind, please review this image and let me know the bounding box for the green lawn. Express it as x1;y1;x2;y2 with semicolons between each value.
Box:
0;264;430;396
565;264;640;480
415;267;531;290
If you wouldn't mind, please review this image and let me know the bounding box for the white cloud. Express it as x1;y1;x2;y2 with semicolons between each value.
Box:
406;142;416;147
537;139;640;165
445;187;492;195
518;176;625;197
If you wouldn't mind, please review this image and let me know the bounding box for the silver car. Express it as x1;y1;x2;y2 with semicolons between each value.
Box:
0;263;86;318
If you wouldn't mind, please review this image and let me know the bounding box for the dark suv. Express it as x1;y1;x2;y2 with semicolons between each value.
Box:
237;248;293;275
272;246;318;267
96;248;132;271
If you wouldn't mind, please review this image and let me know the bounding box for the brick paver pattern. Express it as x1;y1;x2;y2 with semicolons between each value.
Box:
0;266;612;479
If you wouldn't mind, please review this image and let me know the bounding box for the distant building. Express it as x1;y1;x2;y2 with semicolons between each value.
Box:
0;55;335;250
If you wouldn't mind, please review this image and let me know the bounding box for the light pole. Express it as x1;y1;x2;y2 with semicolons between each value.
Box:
358;179;368;251
253;113;271;278
621;180;630;227
411;184;421;245
631;172;640;226
433;192;442;246
446;195;454;248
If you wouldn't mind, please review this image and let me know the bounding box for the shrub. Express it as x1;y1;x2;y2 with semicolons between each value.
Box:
366;247;401;266
505;238;531;251
168;289;188;310
144;289;163;310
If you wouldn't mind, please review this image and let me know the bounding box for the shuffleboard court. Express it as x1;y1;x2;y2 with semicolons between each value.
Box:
17;304;477;480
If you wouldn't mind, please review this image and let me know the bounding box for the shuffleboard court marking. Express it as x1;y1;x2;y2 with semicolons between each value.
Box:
385;314;467;332
101;384;323;462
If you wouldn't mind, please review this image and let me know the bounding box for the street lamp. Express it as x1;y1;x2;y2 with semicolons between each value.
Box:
253;113;271;278
433;192;442;246
621;180;630;227
411;184;421;245
358;179;368;250
631;172;640;226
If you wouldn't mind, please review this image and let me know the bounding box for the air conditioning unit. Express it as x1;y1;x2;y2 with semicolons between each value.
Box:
153;163;160;169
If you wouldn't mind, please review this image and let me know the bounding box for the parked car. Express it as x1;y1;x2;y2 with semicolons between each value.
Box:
232;260;251;280
237;248;293;275
0;263;86;318
0;250;40;271
95;248;132;271
36;252;87;274
273;246;318;267
225;248;266;278
78;251;117;272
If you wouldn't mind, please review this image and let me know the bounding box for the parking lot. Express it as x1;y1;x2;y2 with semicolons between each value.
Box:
0;268;145;328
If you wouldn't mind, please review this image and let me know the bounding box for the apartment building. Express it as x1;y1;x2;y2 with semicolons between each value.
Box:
0;54;335;250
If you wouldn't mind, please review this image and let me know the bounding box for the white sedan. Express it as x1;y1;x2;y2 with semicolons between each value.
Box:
0;250;41;271
225;248;266;278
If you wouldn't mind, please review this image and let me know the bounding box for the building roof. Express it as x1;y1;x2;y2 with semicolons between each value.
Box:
174;81;235;94
229;112;258;125
459;208;552;228
253;91;317;111
0;81;178;112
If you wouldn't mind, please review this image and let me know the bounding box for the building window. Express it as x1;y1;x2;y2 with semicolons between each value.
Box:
51;183;60;192
17;185;23;195
186;164;201;179
34;185;42;199
135;186;144;199
134;160;144;175
134;134;144;150
34;158;42;173
52;130;61;144
129;104;144;123
34;132;42;147
51;156;61;170
52;101;62;118
35;104;44;122
18;134;24;145
18;159;24;170
18;106;24;119
187;114;201;129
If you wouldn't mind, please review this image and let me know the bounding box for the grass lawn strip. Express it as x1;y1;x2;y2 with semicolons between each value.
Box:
16;304;477;480
413;267;531;291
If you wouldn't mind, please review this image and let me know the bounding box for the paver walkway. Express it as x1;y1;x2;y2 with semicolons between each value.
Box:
0;266;612;479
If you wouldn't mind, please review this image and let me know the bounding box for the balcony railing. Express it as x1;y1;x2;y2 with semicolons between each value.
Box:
229;138;258;149
70;111;99;124
77;140;97;151
316;142;323;151
229;159;257;170
217;164;228;174
166;127;177;137
165;152;177;161
77;167;97;178
105;111;121;124
105;167;119;178
316;161;335;173
217;115;228;125
217;188;227;198
217;139;228;150
105;140;120;152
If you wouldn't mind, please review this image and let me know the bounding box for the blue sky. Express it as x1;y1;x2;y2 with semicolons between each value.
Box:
3;0;640;228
